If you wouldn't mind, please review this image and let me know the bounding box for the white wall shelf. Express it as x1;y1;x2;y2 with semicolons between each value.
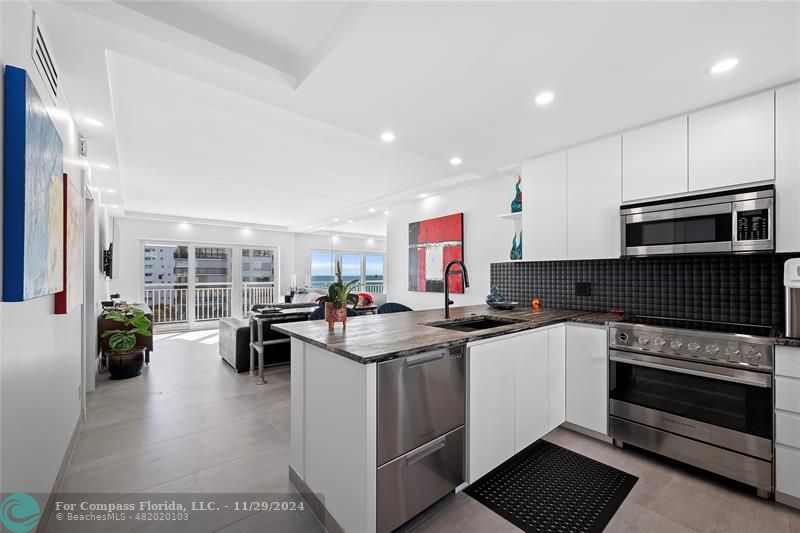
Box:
498;211;523;221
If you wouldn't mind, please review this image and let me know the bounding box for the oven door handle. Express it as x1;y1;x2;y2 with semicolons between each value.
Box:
609;351;772;388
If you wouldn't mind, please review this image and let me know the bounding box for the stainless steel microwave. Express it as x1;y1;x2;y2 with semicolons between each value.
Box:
620;185;774;257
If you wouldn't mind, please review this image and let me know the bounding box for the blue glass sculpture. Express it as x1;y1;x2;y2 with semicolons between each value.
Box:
510;232;522;260
510;175;522;213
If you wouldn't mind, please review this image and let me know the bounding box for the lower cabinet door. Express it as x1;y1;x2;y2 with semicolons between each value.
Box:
777;444;800;501
377;426;464;533
468;341;515;483
515;330;550;452
548;326;567;431
566;325;609;435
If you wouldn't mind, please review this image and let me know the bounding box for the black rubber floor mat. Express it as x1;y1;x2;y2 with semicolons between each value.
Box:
464;439;637;533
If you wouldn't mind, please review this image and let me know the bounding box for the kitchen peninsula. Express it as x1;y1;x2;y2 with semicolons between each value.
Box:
273;305;618;533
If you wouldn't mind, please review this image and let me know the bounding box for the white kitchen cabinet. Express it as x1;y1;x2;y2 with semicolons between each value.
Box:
548;326;566;431
567;136;622;260
565;324;608;435
775;345;800;508
468;340;516;483
776;82;800;253
688;91;774;192
514;330;550;452
622;116;688;202
522;151;568;260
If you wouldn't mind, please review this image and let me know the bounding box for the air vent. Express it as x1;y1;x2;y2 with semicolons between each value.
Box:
31;12;59;101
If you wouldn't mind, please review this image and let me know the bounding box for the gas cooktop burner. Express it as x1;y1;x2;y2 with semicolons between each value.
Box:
610;315;776;372
622;315;777;337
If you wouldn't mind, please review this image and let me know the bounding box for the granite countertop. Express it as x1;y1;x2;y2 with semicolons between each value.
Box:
272;305;622;364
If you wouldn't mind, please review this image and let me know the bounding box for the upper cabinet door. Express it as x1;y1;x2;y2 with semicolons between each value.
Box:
688;91;775;192
567;136;622;260
776;83;800;253
622;116;688;202
522;151;567;260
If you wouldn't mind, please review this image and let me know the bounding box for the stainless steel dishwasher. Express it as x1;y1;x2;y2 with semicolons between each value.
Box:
376;345;466;533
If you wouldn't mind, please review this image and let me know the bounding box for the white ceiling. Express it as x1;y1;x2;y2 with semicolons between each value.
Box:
34;1;800;237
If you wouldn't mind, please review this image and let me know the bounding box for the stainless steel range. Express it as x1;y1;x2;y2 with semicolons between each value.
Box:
608;316;775;497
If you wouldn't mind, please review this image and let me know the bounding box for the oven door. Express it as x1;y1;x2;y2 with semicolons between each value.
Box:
609;350;773;460
622;203;733;256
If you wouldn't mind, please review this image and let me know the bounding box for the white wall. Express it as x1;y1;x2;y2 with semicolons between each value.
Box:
386;175;517;310
111;217;298;300
0;1;84;494
294;232;386;288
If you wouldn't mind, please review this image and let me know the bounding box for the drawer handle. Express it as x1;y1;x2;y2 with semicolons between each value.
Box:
406;351;446;368
405;437;446;466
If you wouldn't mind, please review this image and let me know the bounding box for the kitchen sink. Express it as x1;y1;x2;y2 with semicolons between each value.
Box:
425;316;524;333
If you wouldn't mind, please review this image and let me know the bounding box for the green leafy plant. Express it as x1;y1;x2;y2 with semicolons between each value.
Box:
101;306;152;352
317;261;360;310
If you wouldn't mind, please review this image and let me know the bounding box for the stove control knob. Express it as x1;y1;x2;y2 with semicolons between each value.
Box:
745;349;762;363
705;344;720;355
725;347;741;361
670;340;683;350
688;342;701;353
617;332;629;343
654;337;666;348
637;336;650;345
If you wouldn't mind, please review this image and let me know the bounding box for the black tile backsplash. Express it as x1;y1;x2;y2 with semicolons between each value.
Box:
491;254;800;329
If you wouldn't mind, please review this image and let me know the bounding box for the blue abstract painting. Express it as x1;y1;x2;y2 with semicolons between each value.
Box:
3;65;64;301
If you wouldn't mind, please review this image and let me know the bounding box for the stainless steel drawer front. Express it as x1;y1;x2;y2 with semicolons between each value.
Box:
609;417;772;490
377;426;464;533
377;346;466;465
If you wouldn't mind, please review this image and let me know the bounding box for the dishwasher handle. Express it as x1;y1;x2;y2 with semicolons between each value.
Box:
406;350;447;368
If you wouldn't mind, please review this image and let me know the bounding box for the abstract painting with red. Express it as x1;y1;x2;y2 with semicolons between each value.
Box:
408;213;464;293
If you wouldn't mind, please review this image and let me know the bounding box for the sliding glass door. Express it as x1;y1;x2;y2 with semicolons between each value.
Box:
143;242;278;329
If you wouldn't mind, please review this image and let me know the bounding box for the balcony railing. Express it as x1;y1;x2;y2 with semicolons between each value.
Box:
308;281;384;294
144;282;276;326
144;285;188;324
242;282;275;316
194;283;232;322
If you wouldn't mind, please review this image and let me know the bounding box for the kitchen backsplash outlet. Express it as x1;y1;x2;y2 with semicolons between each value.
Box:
575;282;592;297
491;254;800;329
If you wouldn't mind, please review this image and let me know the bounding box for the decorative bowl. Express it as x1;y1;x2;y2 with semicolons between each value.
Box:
487;301;518;310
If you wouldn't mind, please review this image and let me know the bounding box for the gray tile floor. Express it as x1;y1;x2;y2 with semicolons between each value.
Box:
54;330;800;533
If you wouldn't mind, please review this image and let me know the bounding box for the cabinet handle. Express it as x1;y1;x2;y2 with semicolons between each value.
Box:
405;437;446;466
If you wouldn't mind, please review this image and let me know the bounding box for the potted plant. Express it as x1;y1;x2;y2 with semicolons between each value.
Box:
317;261;359;331
101;306;152;379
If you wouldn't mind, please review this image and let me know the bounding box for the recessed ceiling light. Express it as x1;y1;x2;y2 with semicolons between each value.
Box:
95;163;111;169
306;225;312;229
85;117;104;127
242;227;251;231
418;193;429;199
380;131;396;143
104;188;116;193
449;157;462;166
368;207;376;213
347;219;354;223
332;217;340;222
534;91;555;106
384;210;390;215
709;57;738;75
108;204;119;208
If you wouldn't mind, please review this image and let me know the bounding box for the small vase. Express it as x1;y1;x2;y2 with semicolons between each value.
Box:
510;233;518;260
324;302;347;331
